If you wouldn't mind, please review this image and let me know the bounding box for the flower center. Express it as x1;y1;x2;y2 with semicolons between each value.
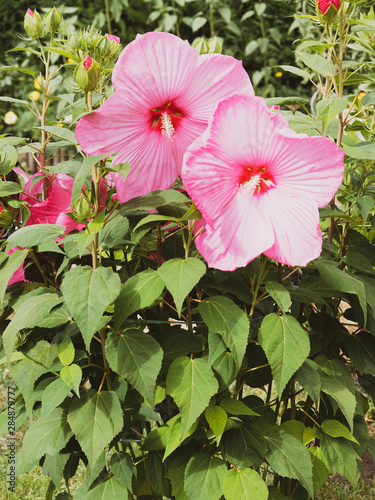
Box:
238;166;274;196
151;102;182;142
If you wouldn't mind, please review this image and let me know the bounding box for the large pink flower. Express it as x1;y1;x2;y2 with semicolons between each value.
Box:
182;95;345;270
75;32;253;202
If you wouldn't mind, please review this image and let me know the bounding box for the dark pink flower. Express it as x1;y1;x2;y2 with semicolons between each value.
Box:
317;0;340;14
106;34;120;44
19;173;85;234
182;95;345;270
75;32;253;202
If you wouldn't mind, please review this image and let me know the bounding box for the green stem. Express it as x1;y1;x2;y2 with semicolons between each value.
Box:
104;0;112;34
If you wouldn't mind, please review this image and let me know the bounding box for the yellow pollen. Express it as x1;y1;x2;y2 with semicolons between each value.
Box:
239;174;261;196
160;111;175;141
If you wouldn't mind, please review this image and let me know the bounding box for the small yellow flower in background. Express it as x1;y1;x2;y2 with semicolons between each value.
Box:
34;78;42;90
68;58;74;63
358;91;366;101
4;111;18;125
29;91;40;101
275;71;283;78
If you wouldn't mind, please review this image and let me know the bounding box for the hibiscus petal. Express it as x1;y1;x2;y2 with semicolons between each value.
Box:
175;54;253;121
266;134;345;208
111;117;206;202
262;188;322;266
194;192;274;271
112;32;198;107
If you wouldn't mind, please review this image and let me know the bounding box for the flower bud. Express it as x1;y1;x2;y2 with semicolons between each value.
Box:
97;35;113;58
24;9;43;39
68;32;80;51
106;34;120;44
193;38;210;55
74;196;91;220
74;55;100;91
0;207;13;227
208;37;222;54
316;0;341;24
44;7;62;33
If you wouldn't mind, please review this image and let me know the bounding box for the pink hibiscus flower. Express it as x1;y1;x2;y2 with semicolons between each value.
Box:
182;95;345;270
18;172;85;234
7;247;26;286
317;0;340;14
75;32;253;202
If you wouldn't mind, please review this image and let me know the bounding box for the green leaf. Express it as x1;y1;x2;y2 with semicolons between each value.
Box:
222;422;267;467
0;249;28;307
199;296;249;368
163;418;198;460
120;189;188;212
61;364;82;396
58;337;75;366
277;65;311;79
3;293;62;362
295;359;322;407
265;282;291;313
61;266;121;351
114;270;164;329
346;332;375;376
319;434;360;486
166;356;218;437
19;407;73;468
321;420;358;443
158;258;206;316
41;378;72;418
0;66;35;76
344;252;375;275
85;477;129;499
320;376;356;432
207;330;227;366
205;406;227;445
134;214;178;231
259;313;310;397
147;450;170;497
184;453;226;500
6;224;65;248
0;145;18;175
71;154;107;207
107;162;131;181
87;209;105;233
0;95;29;106
281;421;305;443
110;451;136;492
33;125;78;144
43;452;69;489
220;398;258;416
166;455;189;500
67;390;122;465
309;447;330;491
106;329;163;405
265;428;313;497
296;51;332;76
343;143;375;160
99;213;129;250
222;467;269;500
0;181;23;196
357;195;374;223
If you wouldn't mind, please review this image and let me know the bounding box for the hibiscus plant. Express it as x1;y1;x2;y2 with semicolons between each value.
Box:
0;2;375;499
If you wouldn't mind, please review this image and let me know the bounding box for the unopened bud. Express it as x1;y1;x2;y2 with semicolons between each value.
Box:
316;0;341;24
208;37;222;54
194;38;210;55
44;7;62;33
97;36;113;58
68;32;80;51
74;55;100;91
24;9;43;39
74;196;91;220
0;207;13;227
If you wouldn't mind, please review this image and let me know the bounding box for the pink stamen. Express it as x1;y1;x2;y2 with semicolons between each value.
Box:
160;111;175;141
